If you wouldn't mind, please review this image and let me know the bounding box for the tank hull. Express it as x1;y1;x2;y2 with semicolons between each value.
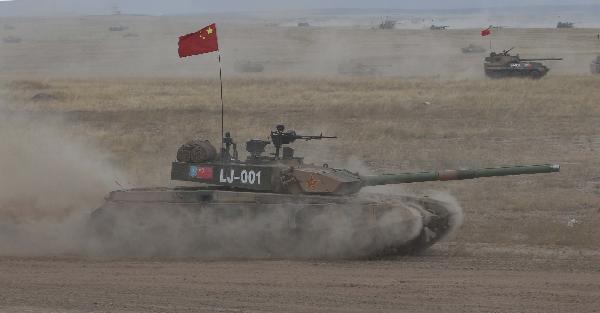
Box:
88;188;457;259
484;65;549;79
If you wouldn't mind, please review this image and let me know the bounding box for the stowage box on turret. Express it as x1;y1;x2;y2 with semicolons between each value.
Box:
89;125;560;258
484;48;562;79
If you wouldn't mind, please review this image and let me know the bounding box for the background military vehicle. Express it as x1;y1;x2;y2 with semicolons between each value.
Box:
461;44;486;53
378;18;396;30
591;55;600;74
430;25;449;30
89;125;560;259
234;60;265;73
108;26;128;32
484;48;562;78
556;22;574;28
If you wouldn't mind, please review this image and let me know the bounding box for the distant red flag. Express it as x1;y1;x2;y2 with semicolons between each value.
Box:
178;23;218;58
481;27;491;36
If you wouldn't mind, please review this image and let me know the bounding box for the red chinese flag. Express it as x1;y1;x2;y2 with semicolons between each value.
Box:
196;166;213;180
481;27;491;36
178;23;218;58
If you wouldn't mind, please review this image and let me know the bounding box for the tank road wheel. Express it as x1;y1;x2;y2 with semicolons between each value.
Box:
529;70;543;79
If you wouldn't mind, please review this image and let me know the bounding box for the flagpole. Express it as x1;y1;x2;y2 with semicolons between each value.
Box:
218;52;224;157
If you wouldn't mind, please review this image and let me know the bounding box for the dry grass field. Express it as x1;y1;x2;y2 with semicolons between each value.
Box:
3;76;600;249
1;15;600;313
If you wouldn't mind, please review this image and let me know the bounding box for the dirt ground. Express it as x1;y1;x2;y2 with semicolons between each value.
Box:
2;245;600;313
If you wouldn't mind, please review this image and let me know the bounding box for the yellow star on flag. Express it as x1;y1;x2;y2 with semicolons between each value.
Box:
206;27;213;35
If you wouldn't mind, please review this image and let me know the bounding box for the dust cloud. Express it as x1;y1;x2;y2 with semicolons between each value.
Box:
0;108;123;255
85;196;428;259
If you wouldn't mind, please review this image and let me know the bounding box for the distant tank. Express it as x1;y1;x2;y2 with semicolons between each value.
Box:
297;22;310;27
591;55;600;74
89;124;560;259
234;60;265;73
109;26;128;32
379;19;396;30
430;25;449;30
461;44;486;54
484;48;563;79
556;22;574;28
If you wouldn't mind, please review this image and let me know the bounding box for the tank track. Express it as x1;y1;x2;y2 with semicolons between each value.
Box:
87;189;457;259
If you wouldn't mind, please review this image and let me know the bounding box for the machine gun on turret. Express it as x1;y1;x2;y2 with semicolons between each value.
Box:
270;124;336;159
501;47;514;55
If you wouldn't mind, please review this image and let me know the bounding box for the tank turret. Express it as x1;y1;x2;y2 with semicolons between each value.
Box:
171;125;559;195
484;48;562;79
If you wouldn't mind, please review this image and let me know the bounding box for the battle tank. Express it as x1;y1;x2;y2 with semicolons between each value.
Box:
430;25;449;30
89;125;559;259
484;48;562;79
556;22;574;29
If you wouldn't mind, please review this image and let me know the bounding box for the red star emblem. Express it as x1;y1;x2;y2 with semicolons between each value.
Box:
306;175;319;190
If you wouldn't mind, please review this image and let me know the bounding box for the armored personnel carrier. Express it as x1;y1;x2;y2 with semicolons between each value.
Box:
484;48;562;79
461;44;486;54
591;55;600;74
89;125;559;259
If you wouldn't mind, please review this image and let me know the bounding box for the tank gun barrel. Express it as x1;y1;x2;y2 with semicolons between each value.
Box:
360;164;559;186
520;58;563;61
294;133;337;141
